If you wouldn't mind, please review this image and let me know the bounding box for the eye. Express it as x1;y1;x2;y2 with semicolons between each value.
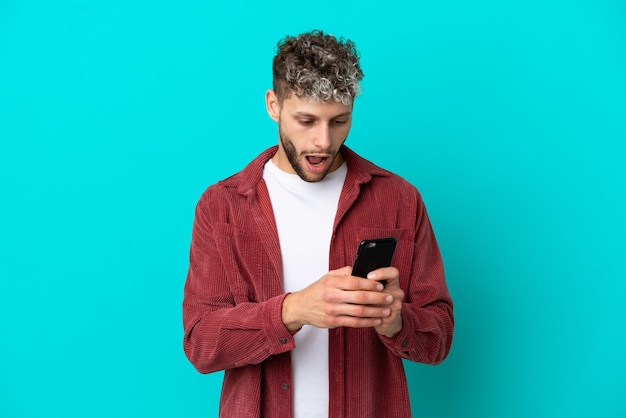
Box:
298;119;314;126
334;119;348;126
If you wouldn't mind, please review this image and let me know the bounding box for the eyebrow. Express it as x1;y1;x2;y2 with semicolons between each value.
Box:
293;111;352;119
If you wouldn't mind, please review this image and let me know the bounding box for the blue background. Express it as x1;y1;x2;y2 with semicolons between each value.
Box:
1;1;625;417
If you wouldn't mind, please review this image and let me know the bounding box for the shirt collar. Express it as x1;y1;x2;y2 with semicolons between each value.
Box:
224;145;391;196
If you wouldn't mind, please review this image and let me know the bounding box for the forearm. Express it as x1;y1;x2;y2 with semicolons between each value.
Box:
382;193;454;364
183;293;295;374
183;189;298;373
379;301;453;364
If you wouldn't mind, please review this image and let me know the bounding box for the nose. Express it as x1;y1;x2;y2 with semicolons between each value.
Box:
312;123;331;149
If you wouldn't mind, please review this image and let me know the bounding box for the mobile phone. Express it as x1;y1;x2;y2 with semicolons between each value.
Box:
351;238;397;280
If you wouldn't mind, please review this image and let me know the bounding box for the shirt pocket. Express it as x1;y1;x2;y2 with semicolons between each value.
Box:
352;227;416;289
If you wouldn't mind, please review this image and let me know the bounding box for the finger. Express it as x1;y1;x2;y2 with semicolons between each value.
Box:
365;267;399;283
332;266;354;276
328;316;384;328
324;287;389;305
343;290;393;306
325;309;390;328
341;304;391;319
335;275;384;292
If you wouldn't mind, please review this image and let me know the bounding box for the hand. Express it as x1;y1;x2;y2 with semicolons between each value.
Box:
367;267;404;338
282;266;395;331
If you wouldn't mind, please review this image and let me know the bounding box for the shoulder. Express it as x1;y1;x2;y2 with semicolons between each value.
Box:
200;146;277;197
368;172;425;216
343;146;423;202
220;146;277;191
194;146;277;216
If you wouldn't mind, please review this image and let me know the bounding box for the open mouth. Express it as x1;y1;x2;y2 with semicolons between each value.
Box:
305;155;328;166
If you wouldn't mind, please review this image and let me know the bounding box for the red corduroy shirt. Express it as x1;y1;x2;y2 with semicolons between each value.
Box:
183;146;454;417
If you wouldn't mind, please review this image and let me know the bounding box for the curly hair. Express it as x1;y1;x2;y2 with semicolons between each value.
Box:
272;30;364;105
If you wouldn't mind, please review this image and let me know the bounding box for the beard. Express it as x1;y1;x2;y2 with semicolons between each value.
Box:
278;124;342;183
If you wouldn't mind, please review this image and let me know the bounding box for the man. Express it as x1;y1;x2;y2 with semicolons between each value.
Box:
183;30;453;418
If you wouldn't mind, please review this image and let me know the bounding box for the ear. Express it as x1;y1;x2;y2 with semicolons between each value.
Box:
265;89;280;122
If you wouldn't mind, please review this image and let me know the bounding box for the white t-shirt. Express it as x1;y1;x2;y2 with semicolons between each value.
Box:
263;159;347;418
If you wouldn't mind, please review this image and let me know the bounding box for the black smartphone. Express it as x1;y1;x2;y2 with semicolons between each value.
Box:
351;237;397;280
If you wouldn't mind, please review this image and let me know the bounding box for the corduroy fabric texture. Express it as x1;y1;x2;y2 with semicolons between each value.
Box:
183;146;453;418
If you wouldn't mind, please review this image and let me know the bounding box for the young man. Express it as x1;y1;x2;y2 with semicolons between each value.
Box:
183;30;454;418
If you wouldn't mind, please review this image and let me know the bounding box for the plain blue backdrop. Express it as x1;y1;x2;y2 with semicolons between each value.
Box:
1;1;625;417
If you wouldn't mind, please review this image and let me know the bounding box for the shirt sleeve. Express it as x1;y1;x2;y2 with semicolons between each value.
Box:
182;189;295;374
378;196;454;365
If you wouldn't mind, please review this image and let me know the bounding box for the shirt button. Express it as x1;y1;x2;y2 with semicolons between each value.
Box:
401;339;408;347
279;337;288;344
281;383;289;391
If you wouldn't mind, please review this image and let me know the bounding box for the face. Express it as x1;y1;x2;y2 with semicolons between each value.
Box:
266;90;353;182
